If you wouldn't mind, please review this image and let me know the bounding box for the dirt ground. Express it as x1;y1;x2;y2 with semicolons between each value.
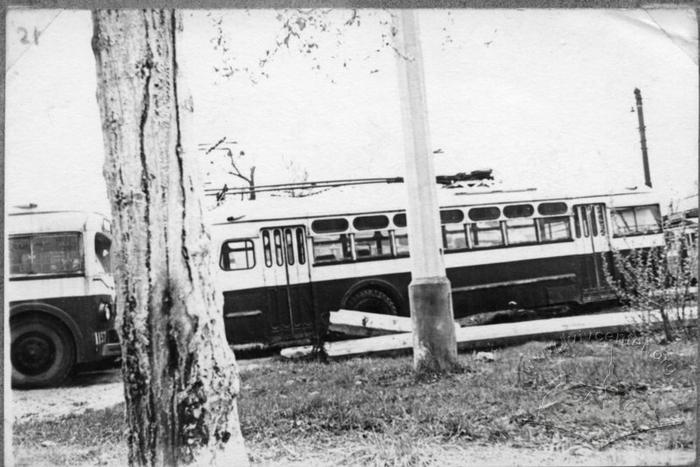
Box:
11;358;273;423
12;370;123;423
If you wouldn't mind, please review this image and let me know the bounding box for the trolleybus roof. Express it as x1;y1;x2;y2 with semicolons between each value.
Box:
8;210;111;236
206;184;659;227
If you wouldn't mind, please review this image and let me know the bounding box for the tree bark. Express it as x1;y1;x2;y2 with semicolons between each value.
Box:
92;10;248;466
248;166;256;200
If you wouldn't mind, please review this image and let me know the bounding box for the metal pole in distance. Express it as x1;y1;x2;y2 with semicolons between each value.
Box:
634;88;652;188
393;9;458;373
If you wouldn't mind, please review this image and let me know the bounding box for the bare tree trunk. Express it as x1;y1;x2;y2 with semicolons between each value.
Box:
92;10;247;466
248;166;256;200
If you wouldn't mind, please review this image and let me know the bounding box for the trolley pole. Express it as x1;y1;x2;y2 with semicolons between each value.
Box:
393;10;458;373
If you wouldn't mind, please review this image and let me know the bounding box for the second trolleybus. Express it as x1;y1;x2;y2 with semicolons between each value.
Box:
8;210;120;387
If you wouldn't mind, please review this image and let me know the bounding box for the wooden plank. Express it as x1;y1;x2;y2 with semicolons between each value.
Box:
451;273;576;293
327;324;395;338
280;332;412;359
453;307;695;352
280;307;696;360
329;309;413;335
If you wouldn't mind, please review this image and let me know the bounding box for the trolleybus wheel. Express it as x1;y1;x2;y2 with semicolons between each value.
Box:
11;316;75;388
346;288;398;316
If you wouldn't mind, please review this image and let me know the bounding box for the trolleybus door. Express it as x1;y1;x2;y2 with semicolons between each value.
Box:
573;204;611;302
260;226;314;341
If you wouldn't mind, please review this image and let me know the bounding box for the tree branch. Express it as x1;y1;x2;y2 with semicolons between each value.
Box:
597;421;684;450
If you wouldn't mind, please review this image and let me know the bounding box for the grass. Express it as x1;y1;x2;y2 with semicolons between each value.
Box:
13;334;697;466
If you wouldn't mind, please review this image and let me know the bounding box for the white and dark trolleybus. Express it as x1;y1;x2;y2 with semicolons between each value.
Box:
207;184;665;349
8;210;120;387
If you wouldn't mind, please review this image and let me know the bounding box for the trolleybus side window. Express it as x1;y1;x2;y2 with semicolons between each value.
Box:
296;228;306;265
588;206;599;236
313;233;353;263
537;216;571;242
220;239;256;271
354;215;389;231
394;228;410;256
573;207;582;238
440;210;467;251
355;230;392;258
262;230;273;267
503;204;536;245
505;217;537;245
538;202;567;216
312;218;349;233
595;204;607;235
470;220;504;248
95;232;112;273
469;206;500;221
440;209;464;224
353;215;392;259
10;237;31;276
468;207;503;248
311;218;354;264
10;233;84;277
273;230;284;266
504;204;534;218
611;205;662;237
392;214;410;256
443;225;468;250
284;229;295;265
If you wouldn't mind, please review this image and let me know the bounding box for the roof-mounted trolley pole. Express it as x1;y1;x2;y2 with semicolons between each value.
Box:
394;10;458;373
634;88;652;188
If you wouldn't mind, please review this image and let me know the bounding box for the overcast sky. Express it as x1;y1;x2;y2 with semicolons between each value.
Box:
5;8;698;215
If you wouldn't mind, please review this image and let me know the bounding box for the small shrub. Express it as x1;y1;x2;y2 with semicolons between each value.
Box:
603;225;697;342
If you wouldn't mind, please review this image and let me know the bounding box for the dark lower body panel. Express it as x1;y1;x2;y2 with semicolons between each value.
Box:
222;252;617;347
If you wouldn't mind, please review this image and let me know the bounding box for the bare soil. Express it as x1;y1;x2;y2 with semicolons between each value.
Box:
12;357;273;424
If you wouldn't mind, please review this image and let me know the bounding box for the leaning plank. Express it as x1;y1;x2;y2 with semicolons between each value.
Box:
280;332;412;359
453;307;696;352
329;309;413;336
280;307;696;359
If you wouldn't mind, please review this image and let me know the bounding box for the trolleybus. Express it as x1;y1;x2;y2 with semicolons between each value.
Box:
207;184;665;348
8;210;120;387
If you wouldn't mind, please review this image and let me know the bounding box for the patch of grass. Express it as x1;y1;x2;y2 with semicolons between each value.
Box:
13;334;696;466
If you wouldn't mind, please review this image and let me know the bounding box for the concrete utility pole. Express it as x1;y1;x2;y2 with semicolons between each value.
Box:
393;10;459;373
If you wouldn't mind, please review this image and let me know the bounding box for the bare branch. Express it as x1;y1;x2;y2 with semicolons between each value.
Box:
204;136;227;155
598;421;685;450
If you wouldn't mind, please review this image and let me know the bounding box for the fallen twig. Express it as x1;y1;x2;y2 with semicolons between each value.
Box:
566;382;644;396
537;399;563;412
525;419;592;444
597;421;685;450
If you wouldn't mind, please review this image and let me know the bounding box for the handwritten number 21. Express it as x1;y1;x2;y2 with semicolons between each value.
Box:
18;27;40;45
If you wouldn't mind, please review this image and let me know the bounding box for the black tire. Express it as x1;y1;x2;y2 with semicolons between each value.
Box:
11;316;76;388
346;288;398;316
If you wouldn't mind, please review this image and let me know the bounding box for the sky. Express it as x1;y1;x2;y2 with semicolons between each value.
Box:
5;8;698;215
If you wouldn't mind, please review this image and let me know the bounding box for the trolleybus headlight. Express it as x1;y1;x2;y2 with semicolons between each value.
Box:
99;302;112;321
